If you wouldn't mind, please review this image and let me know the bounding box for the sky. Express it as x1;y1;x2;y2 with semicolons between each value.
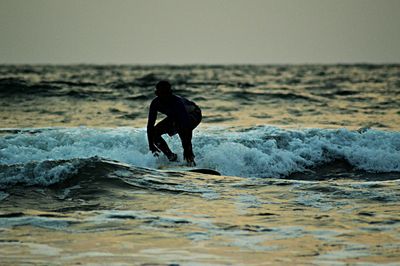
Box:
0;0;399;64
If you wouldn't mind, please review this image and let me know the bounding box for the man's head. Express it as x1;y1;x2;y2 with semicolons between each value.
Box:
155;80;172;98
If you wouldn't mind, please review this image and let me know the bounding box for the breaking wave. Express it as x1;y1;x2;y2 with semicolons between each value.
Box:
0;126;399;189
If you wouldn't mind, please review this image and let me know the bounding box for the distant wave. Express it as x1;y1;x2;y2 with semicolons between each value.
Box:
230;91;319;102
0;77;57;95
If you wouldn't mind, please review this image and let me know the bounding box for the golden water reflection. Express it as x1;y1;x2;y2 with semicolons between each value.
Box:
1;174;399;265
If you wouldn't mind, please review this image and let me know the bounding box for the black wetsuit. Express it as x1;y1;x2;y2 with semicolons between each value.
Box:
147;94;202;159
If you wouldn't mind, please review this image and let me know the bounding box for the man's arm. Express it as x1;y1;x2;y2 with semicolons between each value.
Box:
147;100;159;154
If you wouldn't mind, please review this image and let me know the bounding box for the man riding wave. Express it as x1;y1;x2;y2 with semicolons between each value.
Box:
147;81;202;165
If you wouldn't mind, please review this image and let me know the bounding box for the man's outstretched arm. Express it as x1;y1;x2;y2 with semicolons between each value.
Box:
147;102;159;154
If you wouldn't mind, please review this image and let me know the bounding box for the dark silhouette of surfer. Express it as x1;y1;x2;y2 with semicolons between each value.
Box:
147;81;202;165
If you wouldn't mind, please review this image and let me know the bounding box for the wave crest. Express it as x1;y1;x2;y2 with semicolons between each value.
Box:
0;126;399;187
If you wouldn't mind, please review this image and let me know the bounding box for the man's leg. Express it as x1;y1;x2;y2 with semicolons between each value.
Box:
153;118;177;161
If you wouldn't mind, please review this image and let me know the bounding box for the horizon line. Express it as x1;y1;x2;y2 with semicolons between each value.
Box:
1;61;400;66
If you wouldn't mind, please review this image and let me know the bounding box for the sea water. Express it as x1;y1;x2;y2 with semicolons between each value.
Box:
0;64;399;265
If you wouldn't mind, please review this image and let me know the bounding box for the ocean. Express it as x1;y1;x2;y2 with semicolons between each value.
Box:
0;64;399;265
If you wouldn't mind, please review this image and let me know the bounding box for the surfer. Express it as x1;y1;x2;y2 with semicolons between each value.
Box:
147;80;202;166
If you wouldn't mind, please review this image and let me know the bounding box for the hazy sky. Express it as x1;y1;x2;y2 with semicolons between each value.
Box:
1;0;399;64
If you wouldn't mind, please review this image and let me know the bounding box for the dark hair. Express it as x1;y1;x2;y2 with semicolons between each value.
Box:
155;80;172;94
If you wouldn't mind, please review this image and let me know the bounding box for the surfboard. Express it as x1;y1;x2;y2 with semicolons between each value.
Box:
159;165;221;176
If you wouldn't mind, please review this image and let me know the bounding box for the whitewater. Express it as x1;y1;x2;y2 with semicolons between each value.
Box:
0;126;400;189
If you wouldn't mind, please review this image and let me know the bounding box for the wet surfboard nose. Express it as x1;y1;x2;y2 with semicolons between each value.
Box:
185;168;221;176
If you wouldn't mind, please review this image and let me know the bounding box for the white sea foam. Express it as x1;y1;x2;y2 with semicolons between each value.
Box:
0;126;399;188
194;126;400;177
